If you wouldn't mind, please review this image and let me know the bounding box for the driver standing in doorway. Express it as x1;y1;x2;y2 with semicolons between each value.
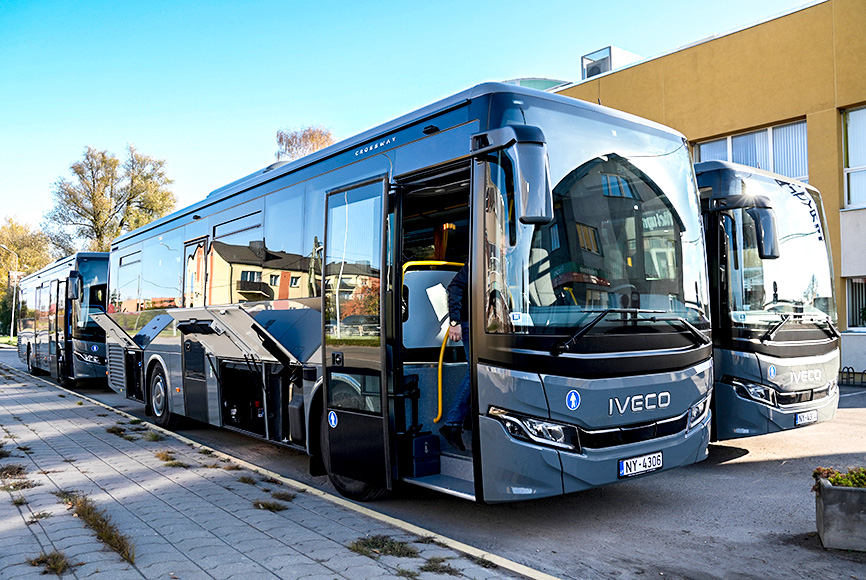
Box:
440;263;470;451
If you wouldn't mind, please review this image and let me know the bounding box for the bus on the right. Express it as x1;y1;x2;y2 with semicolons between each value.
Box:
697;161;840;440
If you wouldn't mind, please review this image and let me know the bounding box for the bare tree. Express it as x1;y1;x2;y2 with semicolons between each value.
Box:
275;125;335;161
44;145;176;252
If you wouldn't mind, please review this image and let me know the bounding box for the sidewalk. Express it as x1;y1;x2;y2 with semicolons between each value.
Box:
0;364;528;580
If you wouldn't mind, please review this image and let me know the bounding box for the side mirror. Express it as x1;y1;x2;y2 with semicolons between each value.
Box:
472;125;553;225
746;207;780;260
67;271;81;301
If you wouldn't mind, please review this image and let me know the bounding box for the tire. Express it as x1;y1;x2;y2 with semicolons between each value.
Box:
149;365;178;430
27;346;40;376
319;412;389;502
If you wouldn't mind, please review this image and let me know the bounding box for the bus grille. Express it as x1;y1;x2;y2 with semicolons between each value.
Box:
107;343;125;392
579;412;689;450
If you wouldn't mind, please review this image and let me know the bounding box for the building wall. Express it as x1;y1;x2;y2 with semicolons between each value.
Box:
557;0;866;343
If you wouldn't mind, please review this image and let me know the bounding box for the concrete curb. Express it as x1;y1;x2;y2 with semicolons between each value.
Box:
0;361;561;580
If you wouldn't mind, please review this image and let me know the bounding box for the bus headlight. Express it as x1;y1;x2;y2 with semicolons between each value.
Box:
74;351;104;365
688;394;711;431
488;407;579;451
730;378;776;406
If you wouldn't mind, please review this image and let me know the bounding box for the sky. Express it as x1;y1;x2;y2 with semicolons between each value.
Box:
0;0;818;231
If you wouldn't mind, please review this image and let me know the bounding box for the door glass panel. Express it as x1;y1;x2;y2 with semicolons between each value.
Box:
184;240;207;307
325;183;383;414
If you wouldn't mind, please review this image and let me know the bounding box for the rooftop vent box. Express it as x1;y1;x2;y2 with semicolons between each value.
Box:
581;46;642;80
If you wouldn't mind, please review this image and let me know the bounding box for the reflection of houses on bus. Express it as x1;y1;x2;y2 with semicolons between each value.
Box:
324;261;379;304
205;240;312;305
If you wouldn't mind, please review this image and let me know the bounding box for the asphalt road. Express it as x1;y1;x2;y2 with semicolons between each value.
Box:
2;348;865;580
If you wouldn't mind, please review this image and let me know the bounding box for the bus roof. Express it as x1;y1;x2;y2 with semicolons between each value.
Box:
19;252;108;286
112;82;686;247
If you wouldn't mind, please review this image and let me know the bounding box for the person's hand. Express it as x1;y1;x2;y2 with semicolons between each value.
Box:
448;324;462;342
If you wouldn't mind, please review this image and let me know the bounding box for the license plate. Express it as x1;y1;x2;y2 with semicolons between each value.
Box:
618;451;663;478
795;410;818;426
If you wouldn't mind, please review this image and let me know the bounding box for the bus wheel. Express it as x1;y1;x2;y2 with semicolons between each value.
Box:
27;347;39;376
319;414;388;502
149;365;178;430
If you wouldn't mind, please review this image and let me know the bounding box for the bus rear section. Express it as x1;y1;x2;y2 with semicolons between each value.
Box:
697;161;840;440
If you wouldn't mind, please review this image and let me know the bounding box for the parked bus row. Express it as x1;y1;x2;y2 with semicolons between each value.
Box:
16;83;840;503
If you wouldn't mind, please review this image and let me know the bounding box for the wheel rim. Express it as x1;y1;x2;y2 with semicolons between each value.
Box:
152;375;167;418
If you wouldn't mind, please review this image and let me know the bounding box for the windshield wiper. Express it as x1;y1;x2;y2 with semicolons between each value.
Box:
761;314;840;343
761;314;792;343
648;314;712;346
551;308;664;356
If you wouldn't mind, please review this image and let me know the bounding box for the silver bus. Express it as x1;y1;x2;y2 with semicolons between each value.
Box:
696;161;840;440
93;83;713;502
17;252;109;386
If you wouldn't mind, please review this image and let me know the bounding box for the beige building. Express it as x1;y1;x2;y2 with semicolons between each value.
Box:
556;0;866;369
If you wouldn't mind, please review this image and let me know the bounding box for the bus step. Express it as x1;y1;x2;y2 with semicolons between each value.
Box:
440;450;473;481
402;473;475;501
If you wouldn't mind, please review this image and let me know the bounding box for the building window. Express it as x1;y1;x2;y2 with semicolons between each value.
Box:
240;271;261;283
269;274;279;286
290;275;301;288
844;107;866;208
576;223;601;254
696;120;808;181
601;173;638;199
848;278;866;328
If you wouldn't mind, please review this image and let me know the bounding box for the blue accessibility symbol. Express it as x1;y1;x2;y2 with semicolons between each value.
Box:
768;365;777;379
328;411;338;429
566;390;581;411
91;345;98;352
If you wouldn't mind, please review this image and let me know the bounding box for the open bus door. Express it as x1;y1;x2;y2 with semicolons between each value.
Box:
322;178;391;500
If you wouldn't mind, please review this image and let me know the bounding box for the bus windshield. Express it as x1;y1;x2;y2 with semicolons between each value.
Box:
73;258;108;341
723;177;836;328
485;94;709;335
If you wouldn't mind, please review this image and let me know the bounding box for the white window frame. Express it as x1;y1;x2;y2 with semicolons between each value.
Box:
844;106;866;209
847;277;866;329
696;121;808;182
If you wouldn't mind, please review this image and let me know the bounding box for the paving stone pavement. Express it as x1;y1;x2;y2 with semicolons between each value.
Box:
0;365;525;580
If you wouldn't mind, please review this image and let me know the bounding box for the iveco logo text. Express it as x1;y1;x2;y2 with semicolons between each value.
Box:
609;391;671;416
354;137;397;157
791;369;822;384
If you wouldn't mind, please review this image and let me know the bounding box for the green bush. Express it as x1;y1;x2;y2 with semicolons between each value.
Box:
812;466;866;491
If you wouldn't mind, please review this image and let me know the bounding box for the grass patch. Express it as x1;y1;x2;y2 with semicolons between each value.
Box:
419;557;460;575
198;448;214;456
27;511;51;525
122;435;138;442
128;419;143;425
349;535;420;559
0;463;26;478
1;479;38;492
253;499;288;512
203;463;221;469
53;491;135;563
17;445;32;454
0;447;10;459
105;426;126;437
396;568;420;579
57;394;65;398
468;555;498;569
163;461;189;469
96;413;108;417
222;463;243;471
12;495;27;506
415;535;448;547
154;450;175;462
76;401;83;406
238;475;257;486
28;550;72;575
271;491;296;502
143;431;165;442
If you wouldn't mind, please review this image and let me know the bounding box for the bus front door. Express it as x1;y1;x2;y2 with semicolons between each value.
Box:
322;178;391;495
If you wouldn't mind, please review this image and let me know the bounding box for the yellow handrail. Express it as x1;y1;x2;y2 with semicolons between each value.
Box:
434;332;449;423
402;260;463;277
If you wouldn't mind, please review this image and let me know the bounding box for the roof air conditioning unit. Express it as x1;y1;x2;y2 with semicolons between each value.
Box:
584;56;611;79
